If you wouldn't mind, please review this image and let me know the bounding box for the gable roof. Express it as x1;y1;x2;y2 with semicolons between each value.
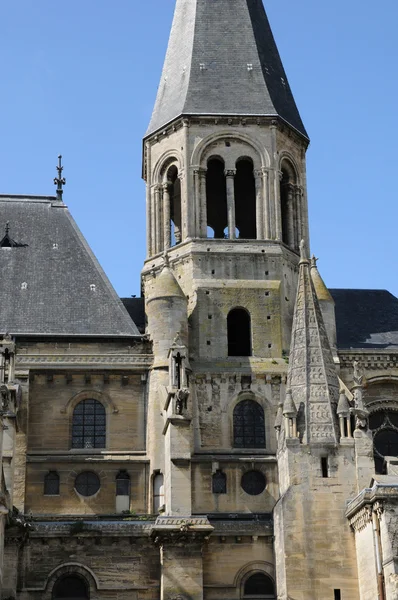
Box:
146;0;307;138
0;195;139;337
331;289;398;349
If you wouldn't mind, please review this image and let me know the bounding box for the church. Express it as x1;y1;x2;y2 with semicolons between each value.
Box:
1;1;398;599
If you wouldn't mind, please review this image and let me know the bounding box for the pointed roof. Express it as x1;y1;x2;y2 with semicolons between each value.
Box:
287;244;340;444
146;0;307;139
0;195;139;337
310;256;334;303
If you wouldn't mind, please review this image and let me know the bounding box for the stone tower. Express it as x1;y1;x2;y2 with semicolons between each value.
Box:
142;1;311;599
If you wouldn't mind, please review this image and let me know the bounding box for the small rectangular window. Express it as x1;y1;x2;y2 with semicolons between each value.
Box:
321;457;329;478
212;470;227;494
334;590;341;600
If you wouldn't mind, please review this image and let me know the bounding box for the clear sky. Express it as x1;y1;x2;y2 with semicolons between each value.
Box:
1;0;397;298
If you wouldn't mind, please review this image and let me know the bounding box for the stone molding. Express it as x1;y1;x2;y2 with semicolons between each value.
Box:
339;351;398;371
15;353;153;370
346;484;398;526
348;505;373;533
151;516;214;546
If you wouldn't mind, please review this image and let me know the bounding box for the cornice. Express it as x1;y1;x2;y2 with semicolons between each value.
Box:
15;353;153;370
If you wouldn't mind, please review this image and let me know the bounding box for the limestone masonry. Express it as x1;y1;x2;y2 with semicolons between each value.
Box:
0;1;397;599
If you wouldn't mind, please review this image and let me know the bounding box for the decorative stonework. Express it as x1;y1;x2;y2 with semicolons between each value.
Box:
151;516;213;547
16;354;153;369
348;505;373;533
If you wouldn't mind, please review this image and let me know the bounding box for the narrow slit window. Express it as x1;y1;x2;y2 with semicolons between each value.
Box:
334;590;341;600
321;457;329;478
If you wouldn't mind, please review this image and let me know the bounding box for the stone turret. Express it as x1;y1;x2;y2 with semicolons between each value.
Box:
146;259;188;365
274;243;360;600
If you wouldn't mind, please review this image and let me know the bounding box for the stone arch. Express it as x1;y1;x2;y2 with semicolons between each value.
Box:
61;390;118;415
192;131;269;170
234;561;276;595
44;563;99;600
152;150;183;185
279;155;300;251
279;152;299;184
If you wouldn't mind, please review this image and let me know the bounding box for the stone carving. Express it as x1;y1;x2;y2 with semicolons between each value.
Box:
175;388;189;415
350;360;369;431
0;384;10;412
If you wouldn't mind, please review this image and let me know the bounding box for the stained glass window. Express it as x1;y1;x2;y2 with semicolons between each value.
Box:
44;471;60;496
233;400;265;448
75;471;100;497
72;399;106;449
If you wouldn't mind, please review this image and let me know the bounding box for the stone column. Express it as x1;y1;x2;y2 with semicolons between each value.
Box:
194;167;207;238
295;186;302;250
151;517;214;600
270;120;282;241
286;183;295;248
163;183;171;251
254;169;264;240
225;169;236;240
154;185;162;254
145;141;152;258
182;119;191;240
262;168;271;239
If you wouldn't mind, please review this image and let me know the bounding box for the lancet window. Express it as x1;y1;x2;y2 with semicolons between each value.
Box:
44;471;60;496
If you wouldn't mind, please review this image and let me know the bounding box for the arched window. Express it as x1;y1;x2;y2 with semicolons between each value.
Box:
72;399;106;449
235;158;256;239
280;161;298;251
227;308;252;357
52;574;89;599
44;471;60;496
243;573;275;599
153;472;165;513
233;400;265;448
167;165;182;246
116;470;131;513
206;158;228;239
369;410;398;473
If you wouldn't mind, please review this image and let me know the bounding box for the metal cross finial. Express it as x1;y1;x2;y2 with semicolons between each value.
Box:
54;155;66;201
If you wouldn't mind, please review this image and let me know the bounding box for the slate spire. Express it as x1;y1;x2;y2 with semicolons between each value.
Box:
286;242;340;445
146;0;307;138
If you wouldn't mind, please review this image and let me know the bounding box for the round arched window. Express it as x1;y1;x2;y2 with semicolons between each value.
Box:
75;472;100;497
52;574;89;599
72;399;106;449
241;470;266;495
243;572;275;599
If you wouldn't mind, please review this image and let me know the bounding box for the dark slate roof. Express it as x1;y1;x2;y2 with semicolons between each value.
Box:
0;195;140;337
331;289;398;349
146;0;307;138
121;298;146;334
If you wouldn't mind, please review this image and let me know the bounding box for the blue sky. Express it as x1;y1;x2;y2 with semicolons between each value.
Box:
1;0;397;297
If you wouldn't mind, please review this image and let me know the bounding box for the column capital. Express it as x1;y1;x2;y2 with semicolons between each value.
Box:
162;182;171;192
193;167;207;178
253;169;263;179
224;169;237;178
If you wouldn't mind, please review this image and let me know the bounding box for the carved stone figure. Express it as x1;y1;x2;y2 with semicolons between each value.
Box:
175;388;189;415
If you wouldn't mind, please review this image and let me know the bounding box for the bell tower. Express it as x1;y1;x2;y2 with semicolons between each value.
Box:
142;3;310;599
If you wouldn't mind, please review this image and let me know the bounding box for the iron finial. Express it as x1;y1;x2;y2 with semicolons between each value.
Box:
54;154;66;201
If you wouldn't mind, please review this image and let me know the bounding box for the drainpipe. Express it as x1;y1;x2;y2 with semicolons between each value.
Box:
372;509;386;600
